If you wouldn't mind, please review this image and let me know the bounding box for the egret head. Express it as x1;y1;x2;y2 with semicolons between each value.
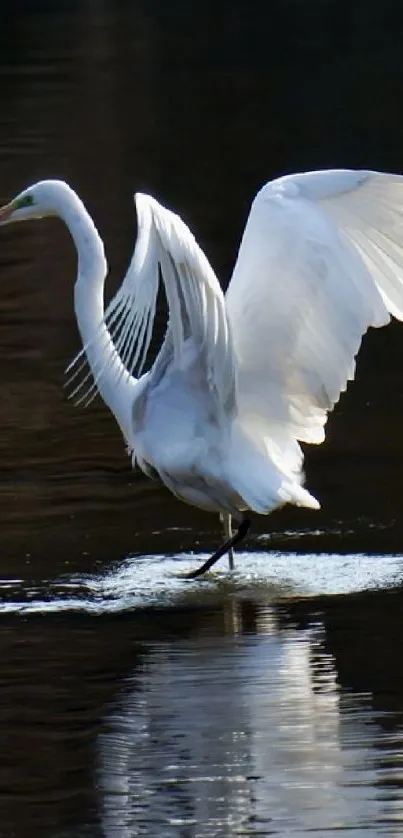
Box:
0;180;73;225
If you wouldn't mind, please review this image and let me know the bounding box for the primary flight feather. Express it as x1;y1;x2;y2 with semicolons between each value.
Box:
1;169;402;576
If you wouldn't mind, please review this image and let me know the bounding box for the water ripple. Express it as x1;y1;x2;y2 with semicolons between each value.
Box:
0;550;402;615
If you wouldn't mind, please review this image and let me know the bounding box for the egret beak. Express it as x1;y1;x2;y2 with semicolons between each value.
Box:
0;202;13;224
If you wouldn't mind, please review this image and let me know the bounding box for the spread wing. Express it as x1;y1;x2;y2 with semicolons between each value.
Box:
225;169;403;446
67;193;235;417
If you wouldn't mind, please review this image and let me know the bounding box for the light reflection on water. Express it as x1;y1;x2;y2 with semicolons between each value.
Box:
97;611;403;837
0;557;403;836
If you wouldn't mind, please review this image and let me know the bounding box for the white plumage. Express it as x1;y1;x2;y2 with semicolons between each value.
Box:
1;169;403;574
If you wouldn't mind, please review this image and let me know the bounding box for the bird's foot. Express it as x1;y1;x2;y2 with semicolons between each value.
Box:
185;517;251;579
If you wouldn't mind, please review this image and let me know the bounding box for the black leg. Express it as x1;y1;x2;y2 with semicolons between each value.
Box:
186;516;251;579
221;513;234;570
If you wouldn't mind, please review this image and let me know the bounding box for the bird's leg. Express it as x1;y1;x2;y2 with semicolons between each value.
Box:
221;512;234;570
186;516;251;579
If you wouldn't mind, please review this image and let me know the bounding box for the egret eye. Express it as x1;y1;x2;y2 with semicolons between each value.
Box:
15;194;34;209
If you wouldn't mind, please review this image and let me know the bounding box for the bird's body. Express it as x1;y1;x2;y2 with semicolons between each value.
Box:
2;169;403;575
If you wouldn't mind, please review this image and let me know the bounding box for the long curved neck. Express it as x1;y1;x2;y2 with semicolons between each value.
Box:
58;189;136;443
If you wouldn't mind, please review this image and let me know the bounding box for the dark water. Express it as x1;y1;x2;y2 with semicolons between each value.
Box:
1;2;403;835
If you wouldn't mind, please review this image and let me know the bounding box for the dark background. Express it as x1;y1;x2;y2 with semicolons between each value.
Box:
0;0;403;571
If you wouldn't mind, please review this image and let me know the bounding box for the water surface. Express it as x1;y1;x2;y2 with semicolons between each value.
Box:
2;556;403;837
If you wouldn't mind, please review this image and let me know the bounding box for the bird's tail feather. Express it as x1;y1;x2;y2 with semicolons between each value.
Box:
227;422;320;514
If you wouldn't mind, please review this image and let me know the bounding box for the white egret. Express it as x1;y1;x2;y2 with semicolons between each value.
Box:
1;169;403;578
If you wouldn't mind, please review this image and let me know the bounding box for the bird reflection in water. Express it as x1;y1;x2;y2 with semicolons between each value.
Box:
96;603;387;836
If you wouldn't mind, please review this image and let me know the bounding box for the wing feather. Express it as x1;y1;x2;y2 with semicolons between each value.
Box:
144;195;235;413
67;193;235;416
226;169;403;448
